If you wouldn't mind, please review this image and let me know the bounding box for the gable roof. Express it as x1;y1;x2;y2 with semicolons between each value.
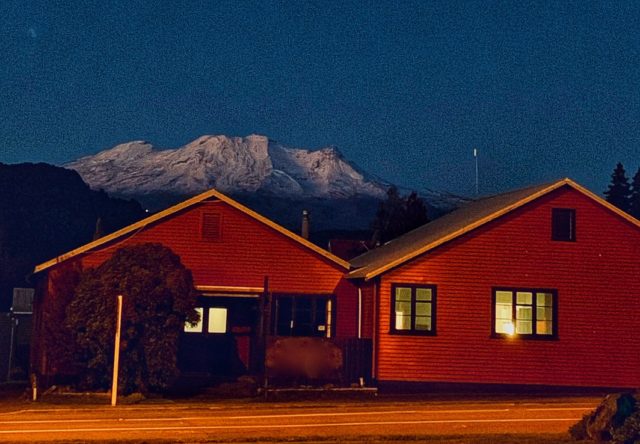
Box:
34;188;350;274
349;178;640;281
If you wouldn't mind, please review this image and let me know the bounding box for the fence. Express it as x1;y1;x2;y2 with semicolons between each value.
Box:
265;336;372;387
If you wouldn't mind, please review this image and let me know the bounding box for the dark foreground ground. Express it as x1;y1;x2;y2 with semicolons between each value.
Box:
0;384;602;443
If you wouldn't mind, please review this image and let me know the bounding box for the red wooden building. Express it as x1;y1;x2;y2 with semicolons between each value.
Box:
31;178;640;390
31;188;362;384
349;178;640;389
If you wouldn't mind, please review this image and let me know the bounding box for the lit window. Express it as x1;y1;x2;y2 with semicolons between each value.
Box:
208;308;228;333
552;208;576;241
184;307;203;333
493;288;556;338
391;285;436;335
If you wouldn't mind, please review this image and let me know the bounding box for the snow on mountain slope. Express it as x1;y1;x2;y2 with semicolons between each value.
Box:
66;135;388;199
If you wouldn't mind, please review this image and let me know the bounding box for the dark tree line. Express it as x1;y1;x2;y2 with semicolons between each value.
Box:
604;162;640;219
371;186;430;245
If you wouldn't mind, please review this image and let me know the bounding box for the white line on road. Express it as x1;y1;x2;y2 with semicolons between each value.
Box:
0;409;419;425
526;407;593;411
0;417;583;435
0;408;521;426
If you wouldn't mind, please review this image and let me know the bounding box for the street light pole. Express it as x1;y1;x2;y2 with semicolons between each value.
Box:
111;295;123;407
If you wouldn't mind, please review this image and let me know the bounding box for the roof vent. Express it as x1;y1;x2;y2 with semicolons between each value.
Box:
202;212;222;241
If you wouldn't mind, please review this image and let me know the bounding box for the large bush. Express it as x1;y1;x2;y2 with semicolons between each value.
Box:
66;243;199;395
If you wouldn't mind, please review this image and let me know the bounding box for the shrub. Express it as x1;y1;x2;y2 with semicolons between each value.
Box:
612;410;640;444
66;243;198;395
569;413;590;441
569;393;638;442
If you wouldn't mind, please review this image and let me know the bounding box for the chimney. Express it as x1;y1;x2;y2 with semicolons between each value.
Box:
301;209;310;240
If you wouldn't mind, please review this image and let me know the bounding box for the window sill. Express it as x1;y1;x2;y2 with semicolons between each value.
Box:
490;333;557;340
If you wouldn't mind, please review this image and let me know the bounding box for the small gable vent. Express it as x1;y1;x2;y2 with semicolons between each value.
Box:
201;212;222;241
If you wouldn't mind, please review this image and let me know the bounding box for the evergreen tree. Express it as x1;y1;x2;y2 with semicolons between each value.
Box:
66;243;199;395
629;167;640;220
92;217;105;241
371;187;429;244
604;162;631;213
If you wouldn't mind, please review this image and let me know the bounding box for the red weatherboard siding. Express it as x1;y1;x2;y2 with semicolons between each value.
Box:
68;199;357;338
359;283;375;339
376;187;640;388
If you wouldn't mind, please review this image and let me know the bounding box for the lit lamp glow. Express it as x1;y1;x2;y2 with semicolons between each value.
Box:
503;321;515;336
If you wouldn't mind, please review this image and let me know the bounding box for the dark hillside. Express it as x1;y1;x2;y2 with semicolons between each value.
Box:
0;163;145;310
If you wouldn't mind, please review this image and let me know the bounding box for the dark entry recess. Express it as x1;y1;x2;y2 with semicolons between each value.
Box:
178;296;259;378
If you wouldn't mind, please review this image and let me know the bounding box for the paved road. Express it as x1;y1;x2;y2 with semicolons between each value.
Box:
0;397;598;442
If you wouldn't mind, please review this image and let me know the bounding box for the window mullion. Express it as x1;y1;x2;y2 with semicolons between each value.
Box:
411;288;416;331
532;294;538;335
511;294;516;334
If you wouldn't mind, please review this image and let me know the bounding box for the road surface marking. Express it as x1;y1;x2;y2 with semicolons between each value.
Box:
0;408;520;425
0;410;419;424
0;417;583;434
526;407;593;411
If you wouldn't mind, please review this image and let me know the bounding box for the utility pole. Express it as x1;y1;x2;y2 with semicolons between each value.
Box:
111;295;123;406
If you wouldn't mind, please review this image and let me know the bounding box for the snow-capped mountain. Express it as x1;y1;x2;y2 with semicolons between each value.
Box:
66;134;387;199
66;134;465;232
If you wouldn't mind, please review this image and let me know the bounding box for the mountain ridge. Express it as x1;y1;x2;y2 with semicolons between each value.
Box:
67;134;388;199
67;134;466;231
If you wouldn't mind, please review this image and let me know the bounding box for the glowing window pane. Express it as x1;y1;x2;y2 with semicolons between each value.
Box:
537;292;553;307
516;306;532;320
496;320;514;334
184;307;203;333
395;287;412;301
416;302;431;316
415;316;431;331
496;304;511;319
516;320;532;334
516;292;532;305
208;308;227;333
416;288;432;301
537;320;553;335
537;307;553;321
496;291;512;304
395;314;412;330
396;301;412;316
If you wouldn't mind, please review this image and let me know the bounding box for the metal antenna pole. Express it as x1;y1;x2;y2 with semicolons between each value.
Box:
474;148;479;196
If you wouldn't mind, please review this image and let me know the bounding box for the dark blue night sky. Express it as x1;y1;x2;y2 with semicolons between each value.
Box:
2;1;639;196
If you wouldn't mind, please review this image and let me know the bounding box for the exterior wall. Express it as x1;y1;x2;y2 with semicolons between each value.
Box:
358;282;375;340
31;260;83;380
375;187;640;388
42;199;357;338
